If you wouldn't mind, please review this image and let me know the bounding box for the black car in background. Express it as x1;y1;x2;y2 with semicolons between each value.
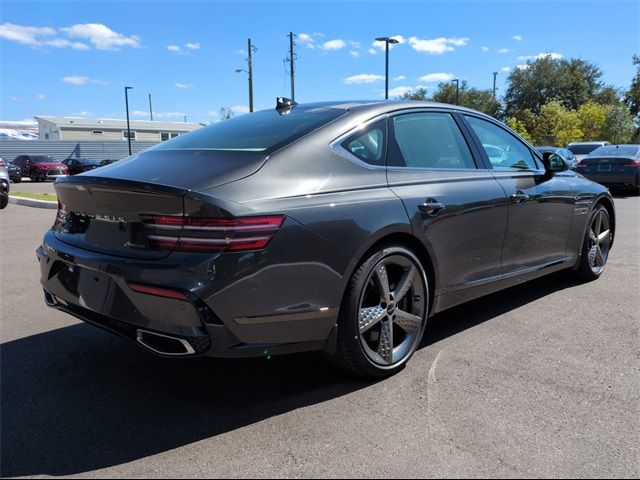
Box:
536;146;579;169
39;100;616;378
2;159;23;182
61;157;102;175
575;145;640;194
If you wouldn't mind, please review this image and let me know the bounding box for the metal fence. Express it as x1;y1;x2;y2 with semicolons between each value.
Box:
0;141;158;162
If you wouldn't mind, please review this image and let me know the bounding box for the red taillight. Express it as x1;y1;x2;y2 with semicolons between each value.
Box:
127;283;189;300
0;160;5;167
622;160;640;166
141;214;285;253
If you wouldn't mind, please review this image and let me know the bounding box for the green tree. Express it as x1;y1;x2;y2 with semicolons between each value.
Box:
506;117;533;142
430;81;502;117
601;104;635;143
399;87;428;101
218;107;235;120
577;101;607;140
504;56;613;117
531;101;583;146
624;55;640;117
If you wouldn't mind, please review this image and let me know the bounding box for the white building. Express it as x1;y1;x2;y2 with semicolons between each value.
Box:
36;116;202;142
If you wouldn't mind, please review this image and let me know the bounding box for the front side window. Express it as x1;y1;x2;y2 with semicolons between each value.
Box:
388;112;476;169
465;115;538;171
341;120;386;166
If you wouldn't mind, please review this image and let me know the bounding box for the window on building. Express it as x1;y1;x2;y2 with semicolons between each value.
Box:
161;132;170;141
92;130;103;135
122;130;137;141
170;132;180;139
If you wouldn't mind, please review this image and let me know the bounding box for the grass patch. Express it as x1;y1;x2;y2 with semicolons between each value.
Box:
10;192;58;202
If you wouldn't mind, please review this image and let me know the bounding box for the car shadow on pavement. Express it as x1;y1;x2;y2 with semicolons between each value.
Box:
1;271;581;477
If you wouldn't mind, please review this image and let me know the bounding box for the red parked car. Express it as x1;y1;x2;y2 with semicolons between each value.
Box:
12;155;69;182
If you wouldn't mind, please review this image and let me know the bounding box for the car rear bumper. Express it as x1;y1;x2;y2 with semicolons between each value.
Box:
577;171;639;187
37;226;344;358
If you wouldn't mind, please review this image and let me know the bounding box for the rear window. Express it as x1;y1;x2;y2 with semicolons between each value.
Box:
152;107;346;153
567;144;602;155
31;156;57;163
589;145;640;157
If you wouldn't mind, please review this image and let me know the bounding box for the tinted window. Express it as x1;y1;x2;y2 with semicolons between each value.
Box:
31;156;57;164
341;120;386;166
589;145;640;157
389;112;476;169
567;144;602;155
153;107;346;153
465;116;538;170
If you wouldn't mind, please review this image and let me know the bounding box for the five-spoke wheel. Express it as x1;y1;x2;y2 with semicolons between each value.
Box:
577;204;612;281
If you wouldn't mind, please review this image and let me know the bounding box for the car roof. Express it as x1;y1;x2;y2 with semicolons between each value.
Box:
294;100;492;117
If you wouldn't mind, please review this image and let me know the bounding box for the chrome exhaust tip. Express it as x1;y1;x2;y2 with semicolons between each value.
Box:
43;290;58;307
136;329;196;356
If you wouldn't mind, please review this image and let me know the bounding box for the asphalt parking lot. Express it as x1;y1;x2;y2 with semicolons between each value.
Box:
1;195;638;478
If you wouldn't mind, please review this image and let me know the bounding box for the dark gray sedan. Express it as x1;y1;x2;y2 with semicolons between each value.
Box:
575;144;640;194
37;100;615;378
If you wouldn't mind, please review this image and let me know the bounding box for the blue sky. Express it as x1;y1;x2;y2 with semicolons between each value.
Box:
2;0;638;123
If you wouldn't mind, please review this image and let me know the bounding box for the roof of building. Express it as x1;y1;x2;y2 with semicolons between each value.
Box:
35;116;202;131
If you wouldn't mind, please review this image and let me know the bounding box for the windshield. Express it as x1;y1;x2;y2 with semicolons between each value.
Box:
152;107;346;153
589;145;640;157
32;156;58;163
567;144;602;155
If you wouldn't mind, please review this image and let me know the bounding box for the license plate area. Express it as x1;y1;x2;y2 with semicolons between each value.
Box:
598;164;611;172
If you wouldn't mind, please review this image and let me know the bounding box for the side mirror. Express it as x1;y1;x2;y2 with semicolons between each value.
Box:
542;152;567;173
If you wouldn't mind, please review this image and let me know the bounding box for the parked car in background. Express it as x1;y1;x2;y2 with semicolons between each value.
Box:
5;160;23;182
99;159;119;166
575;145;640;194
39;99;616;379
12;155;69;182
567;141;611;163
62;157;102;175
0;158;10;209
536;146;579;169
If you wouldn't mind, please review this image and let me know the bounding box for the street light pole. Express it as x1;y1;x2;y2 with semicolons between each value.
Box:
375;36;399;100
124;86;133;155
452;79;460;105
247;38;254;112
288;32;296;101
148;93;153;121
492;72;498;98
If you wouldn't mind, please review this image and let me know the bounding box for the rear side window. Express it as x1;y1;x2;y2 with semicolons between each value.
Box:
152;107;346;153
465;115;538;171
341;120;386;166
567;144;601;155
388;112;476;169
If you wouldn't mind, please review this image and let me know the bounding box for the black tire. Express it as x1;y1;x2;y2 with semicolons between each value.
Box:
0;195;8;209
575;204;612;281
332;244;429;378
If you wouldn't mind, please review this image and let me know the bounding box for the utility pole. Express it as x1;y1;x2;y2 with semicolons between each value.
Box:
148;93;153;121
184;115;187;123
375;36;400;100
452;78;460;105
288;32;296;101
492;72;498;98
248;38;254;112
124;86;133;155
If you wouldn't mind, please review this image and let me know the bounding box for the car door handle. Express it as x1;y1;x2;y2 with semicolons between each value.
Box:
511;192;530;205
418;200;446;216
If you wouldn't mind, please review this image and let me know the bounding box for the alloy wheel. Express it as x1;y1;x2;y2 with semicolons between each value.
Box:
357;254;426;366
587;209;611;275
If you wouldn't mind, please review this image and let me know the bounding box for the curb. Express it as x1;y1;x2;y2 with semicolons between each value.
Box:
9;196;58;209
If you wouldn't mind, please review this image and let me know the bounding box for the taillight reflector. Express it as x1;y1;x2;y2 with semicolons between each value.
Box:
622;160;640;166
128;283;189;300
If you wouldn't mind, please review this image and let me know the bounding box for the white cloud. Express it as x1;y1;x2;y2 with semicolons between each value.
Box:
386;86;415;97
515;64;530;70
321;39;346;51
518;52;563;61
368;48;377;55
393;75;406;81
61;75;108;85
512;35;523;41
297;32;316;49
230;105;250;114
409;36;469;54
350;50;360;57
498;48;512;54
0;23;55;45
0;22;90;50
61;23;140;50
10;96;21;102
344;73;385;85
185;42;200;50
35;93;46;101
419;72;454;82
73;111;92;117
482;46;490;52
501;66;511;72
175;83;194;89
167;45;181;52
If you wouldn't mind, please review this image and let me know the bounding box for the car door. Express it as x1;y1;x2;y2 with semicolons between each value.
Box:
385;109;508;296
14;156;27;176
462;114;575;274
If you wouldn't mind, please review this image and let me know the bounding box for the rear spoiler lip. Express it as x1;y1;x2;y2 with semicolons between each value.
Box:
54;175;189;198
